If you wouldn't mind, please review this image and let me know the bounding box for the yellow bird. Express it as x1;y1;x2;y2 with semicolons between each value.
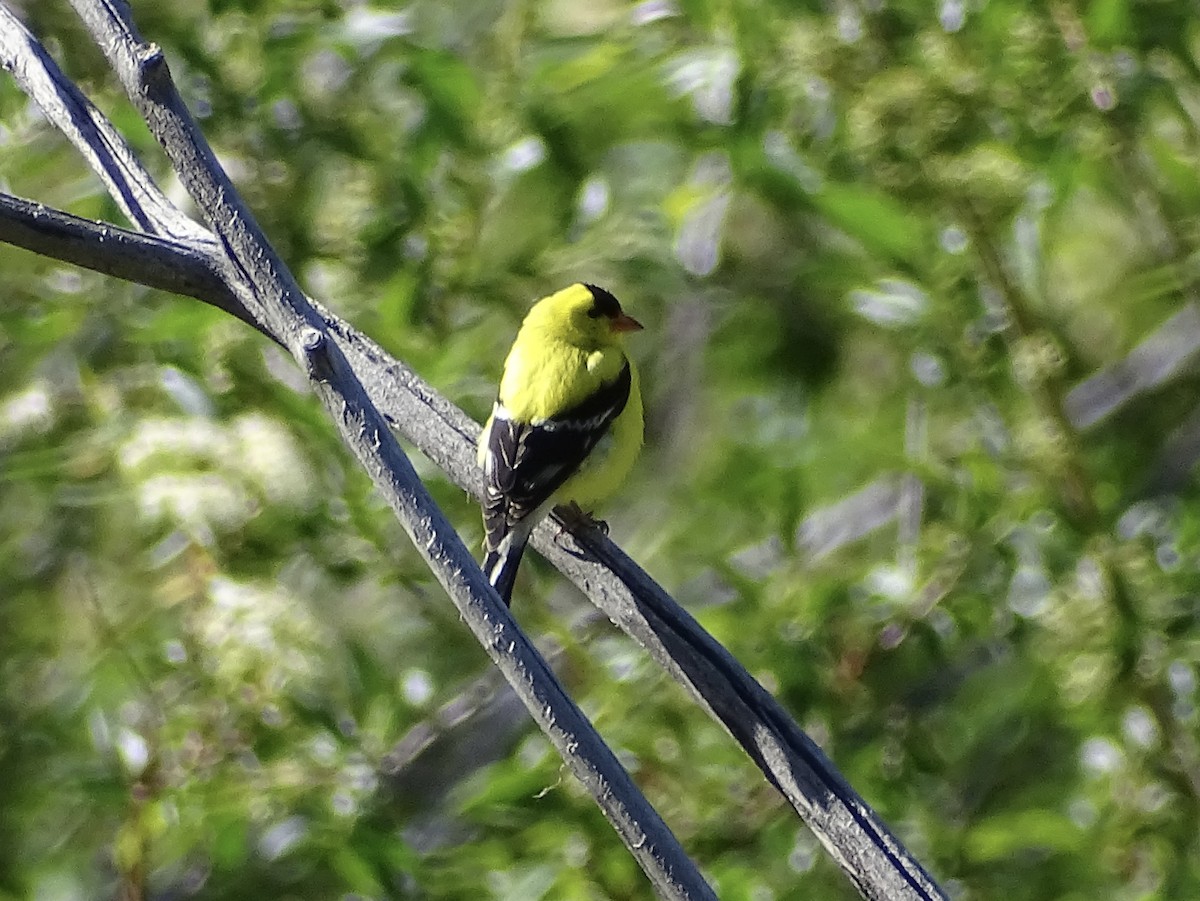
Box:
478;284;644;605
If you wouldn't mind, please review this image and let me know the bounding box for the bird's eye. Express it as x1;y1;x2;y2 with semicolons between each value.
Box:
583;284;622;319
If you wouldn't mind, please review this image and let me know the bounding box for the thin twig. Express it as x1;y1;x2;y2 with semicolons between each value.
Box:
961;205;1099;528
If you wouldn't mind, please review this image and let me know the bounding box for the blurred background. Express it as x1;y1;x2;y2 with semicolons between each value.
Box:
3;0;1200;898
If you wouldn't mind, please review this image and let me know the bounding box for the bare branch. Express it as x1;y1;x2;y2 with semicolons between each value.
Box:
0;192;267;334
0;3;210;245
552;531;945;900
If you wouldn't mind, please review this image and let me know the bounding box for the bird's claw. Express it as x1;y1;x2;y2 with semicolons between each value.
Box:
556;501;609;539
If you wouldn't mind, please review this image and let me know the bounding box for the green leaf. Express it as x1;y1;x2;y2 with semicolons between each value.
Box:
406;48;482;145
331;847;385;895
965;809;1085;862
1086;0;1131;43
811;181;927;265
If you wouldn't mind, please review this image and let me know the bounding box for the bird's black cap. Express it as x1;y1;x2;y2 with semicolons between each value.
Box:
583;283;622;318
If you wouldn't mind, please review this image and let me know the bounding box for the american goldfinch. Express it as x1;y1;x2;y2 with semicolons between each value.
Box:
479;283;644;606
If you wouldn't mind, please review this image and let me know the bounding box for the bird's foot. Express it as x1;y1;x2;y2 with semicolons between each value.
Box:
558;501;609;536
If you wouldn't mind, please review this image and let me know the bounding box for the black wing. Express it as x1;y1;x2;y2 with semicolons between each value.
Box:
482;362;631;549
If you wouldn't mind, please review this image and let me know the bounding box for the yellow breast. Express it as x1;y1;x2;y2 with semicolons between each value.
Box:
555;361;644;507
499;339;625;423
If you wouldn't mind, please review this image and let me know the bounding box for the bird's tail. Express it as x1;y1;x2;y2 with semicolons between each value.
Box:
482;539;528;607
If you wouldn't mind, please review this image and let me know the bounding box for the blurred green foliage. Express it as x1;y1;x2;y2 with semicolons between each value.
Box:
3;0;1200;898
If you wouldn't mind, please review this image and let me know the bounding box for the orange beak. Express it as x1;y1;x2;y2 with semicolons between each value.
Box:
611;312;644;333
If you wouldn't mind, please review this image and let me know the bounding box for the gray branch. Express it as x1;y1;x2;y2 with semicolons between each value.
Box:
0;2;211;245
0;2;951;899
0;193;262;331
